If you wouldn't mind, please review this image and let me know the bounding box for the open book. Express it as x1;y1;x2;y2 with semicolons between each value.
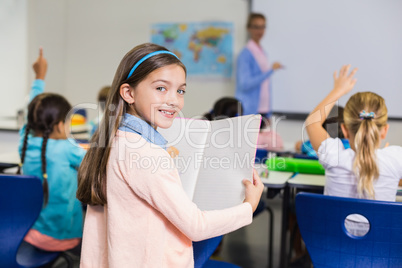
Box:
159;114;261;211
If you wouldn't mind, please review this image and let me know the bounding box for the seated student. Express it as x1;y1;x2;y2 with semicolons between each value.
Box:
257;116;284;151
295;105;350;158
203;97;242;120
305;64;402;236
18;48;86;252
89;85;111;136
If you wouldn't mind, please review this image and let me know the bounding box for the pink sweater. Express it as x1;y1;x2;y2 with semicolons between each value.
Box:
257;129;284;151
80;130;253;268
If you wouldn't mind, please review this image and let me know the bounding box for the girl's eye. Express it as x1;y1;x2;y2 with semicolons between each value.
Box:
177;89;186;95
156;87;166;92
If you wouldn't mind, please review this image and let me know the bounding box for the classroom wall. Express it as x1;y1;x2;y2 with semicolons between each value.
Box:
26;0;249;120
1;0;28;117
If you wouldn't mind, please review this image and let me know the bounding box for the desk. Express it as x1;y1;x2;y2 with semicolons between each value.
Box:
287;173;325;190
0;151;20;172
0;118;19;131
255;164;293;268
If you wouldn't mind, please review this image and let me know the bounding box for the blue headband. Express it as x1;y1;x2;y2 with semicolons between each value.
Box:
126;50;180;79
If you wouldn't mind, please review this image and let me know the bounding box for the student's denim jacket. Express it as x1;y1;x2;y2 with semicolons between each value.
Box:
118;113;167;150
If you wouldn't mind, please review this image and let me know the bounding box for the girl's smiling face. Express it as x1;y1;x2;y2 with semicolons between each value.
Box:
122;64;186;129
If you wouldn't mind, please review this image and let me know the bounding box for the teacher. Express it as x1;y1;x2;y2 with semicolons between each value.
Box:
235;13;283;117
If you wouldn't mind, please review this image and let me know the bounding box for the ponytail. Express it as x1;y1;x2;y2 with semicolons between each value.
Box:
344;92;388;200
353;119;380;199
17;125;31;174
41;128;51;206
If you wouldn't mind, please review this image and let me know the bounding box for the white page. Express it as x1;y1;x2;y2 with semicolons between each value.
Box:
192;114;261;210
159;118;210;199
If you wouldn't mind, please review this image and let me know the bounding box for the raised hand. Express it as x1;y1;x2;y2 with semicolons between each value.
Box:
32;47;48;80
332;64;357;97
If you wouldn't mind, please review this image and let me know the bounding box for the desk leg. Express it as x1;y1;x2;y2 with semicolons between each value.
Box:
279;185;290;268
266;205;274;268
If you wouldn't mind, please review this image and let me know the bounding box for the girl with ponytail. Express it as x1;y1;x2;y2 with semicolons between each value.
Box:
306;65;402;234
18;48;86;252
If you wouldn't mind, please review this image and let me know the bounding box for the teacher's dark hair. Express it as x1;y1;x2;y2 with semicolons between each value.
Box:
247;13;266;28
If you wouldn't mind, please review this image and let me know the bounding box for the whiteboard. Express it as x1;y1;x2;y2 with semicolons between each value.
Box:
252;0;402;118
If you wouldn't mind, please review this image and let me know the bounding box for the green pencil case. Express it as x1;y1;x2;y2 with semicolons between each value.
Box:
265;157;325;175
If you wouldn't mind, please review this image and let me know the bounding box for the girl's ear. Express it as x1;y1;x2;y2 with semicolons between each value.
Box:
340;123;349;139
119;83;135;104
380;123;389;140
53;121;64;134
52;121;68;139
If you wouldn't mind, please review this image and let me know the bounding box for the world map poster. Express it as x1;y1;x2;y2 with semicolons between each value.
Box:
151;22;233;78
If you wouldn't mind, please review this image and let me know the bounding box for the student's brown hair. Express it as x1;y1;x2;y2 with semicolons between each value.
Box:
247;13;266;28
98;86;111;111
76;43;186;206
323;106;345;139
203;97;243;121
343;92;388;199
18;93;72;205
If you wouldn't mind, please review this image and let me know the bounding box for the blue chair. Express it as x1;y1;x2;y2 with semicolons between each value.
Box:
255;149;268;164
193;236;240;268
204;259;241;268
295;192;402;268
0;174;72;268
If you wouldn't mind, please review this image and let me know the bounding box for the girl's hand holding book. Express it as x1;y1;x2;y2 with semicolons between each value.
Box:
243;169;264;213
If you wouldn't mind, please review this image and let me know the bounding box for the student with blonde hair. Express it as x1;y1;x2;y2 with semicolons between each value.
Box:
305;65;402;235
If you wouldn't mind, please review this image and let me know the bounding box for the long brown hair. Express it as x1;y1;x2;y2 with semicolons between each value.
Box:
343;92;388;199
18;93;72;205
76;43;186;206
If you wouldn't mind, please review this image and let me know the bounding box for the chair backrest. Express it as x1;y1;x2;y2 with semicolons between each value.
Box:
295;192;402;268
193;236;223;268
0;174;43;268
255;149;268;164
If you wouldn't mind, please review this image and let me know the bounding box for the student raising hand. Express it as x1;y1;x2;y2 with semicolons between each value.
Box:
332;64;358;98
306;65;357;151
32;47;47;80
